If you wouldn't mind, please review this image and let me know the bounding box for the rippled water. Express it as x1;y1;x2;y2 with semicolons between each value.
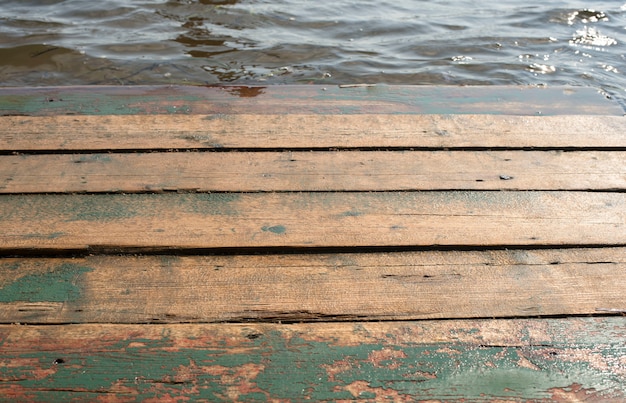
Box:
0;0;624;106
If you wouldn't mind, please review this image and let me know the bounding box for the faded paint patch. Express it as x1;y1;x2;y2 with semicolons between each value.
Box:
185;193;241;216
72;154;113;164
340;210;362;217
261;225;286;235
21;232;65;240
1;262;21;271
67;196;141;221
0;263;93;303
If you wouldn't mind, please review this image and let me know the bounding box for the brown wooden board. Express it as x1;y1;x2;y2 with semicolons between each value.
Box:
1;151;624;193
0;192;623;251
0;248;624;324
0;85;621;116
1;318;625;401
1;85;625;402
2;114;626;151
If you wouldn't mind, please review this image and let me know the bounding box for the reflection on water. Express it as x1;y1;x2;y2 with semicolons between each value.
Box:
0;0;624;105
220;85;265;97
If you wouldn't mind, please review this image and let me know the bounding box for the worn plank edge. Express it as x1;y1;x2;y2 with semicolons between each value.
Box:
0;85;622;116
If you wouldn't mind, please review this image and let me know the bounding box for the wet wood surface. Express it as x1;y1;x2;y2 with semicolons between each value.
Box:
1;85;625;401
0;85;621;116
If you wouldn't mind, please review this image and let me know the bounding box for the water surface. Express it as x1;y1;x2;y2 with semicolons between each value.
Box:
0;0;624;106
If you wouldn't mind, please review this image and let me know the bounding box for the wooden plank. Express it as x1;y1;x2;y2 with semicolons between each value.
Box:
2;151;624;193
0;192;623;251
0;248;624;323
1;318;624;401
0;85;621;116
2;114;625;151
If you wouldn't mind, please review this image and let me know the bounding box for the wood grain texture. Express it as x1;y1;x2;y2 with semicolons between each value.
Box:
0;191;623;250
1;318;625;401
0;85;621;116
1;85;625;402
0;248;624;323
3;114;626;151
2;151;624;193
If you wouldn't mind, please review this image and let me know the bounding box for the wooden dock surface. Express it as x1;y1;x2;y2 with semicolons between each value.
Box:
0;85;625;401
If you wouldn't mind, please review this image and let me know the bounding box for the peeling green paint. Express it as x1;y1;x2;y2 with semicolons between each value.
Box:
256;335;625;401
261;225;286;235
2;330;624;401
0;263;93;302
12;337;263;402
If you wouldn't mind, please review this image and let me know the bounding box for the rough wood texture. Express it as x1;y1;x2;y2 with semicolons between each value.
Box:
2;151;624;193
0;249;624;324
0;191;623;250
1;85;625;402
1;318;625;401
3;114;626;151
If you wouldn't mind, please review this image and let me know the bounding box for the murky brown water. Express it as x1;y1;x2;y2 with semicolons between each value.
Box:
0;0;624;108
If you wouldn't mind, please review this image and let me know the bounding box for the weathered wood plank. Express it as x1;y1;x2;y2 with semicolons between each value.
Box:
0;192;623;250
3;114;625;151
1;318;624;401
1;84;623;402
0;248;624;323
2;151;624;193
0;85;620;116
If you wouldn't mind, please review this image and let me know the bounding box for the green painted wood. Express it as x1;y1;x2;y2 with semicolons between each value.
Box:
0;84;623;401
0;191;624;251
1;319;624;401
0;85;621;116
